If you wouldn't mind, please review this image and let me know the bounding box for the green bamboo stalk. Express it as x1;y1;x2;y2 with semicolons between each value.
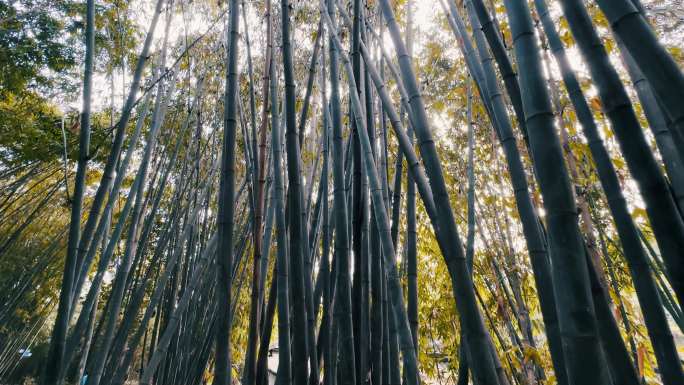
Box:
322;5;423;383
242;0;268;381
270;52;293;385
374;1;505;383
327;0;356;382
467;0;528;145
594;0;684;143
501;1;610;384
71;0;167;295
215;0;240;383
441;1;568;383
556;0;684;309
281;1;312;383
533;2;684;383
42;0;92;380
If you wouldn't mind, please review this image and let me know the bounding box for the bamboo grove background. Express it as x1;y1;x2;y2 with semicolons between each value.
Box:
0;0;683;384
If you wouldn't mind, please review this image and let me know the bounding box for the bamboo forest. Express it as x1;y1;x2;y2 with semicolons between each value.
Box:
2;0;684;383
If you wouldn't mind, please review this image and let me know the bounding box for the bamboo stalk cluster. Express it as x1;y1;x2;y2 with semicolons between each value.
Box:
0;0;682;384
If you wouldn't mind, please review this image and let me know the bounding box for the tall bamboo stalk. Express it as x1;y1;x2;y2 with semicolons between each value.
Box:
501;1;610;384
467;0;528;144
557;0;684;309
42;0;92;382
534;1;684;383
242;0;272;381
594;0;684;143
442;1;568;381
281;1;312;383
327;0;356;382
215;0;240;383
